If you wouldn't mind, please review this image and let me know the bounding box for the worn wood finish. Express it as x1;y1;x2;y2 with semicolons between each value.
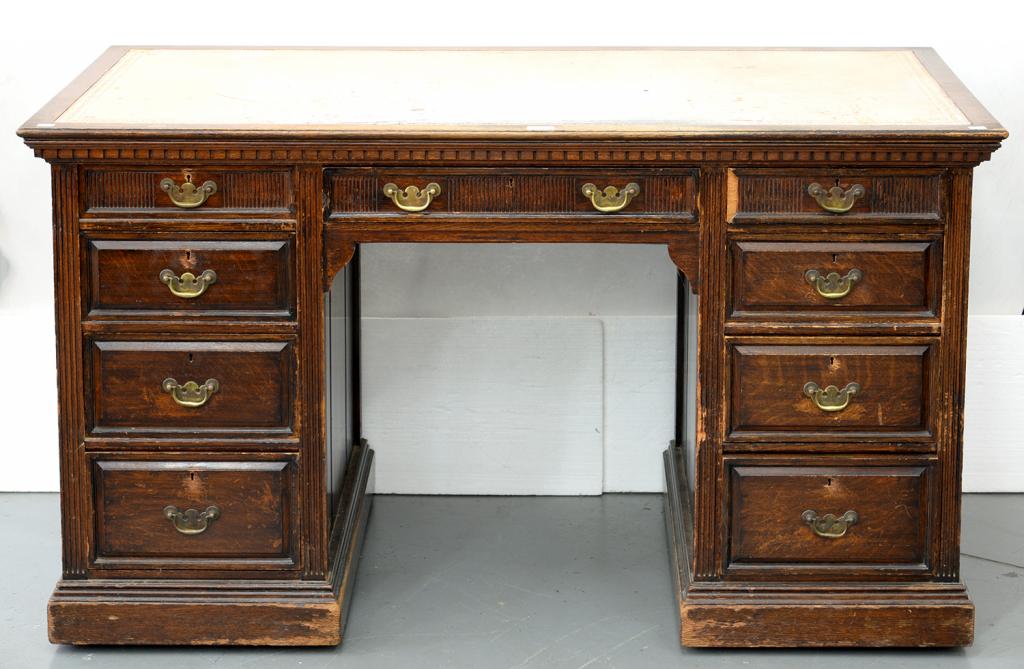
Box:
47;440;374;645
663;443;693;614
327;167;697;216
88;340;295;434
727;168;945;224
729;240;940;319
728;341;934;441
84;237;295;318
91;456;297;569
82;167;295;216
20;47;1005;649
726;461;931;576
666;443;971;647
680;592;974;648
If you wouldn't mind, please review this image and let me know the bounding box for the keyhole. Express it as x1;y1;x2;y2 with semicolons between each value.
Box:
185;250;191;261
833;177;841;187
507;177;515;188
826;478;833;487
187;353;194;364
184;171;193;184
832;253;839;263
190;472;196;481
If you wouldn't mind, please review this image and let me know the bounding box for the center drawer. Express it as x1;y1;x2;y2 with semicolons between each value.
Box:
727;340;935;442
89;453;298;574
326;167;697;218
87;339;295;435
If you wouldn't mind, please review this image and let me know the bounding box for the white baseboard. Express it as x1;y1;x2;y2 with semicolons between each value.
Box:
361;316;676;495
963;315;1024;492
361;317;606;494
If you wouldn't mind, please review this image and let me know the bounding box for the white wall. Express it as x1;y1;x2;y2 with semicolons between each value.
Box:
0;0;1021;492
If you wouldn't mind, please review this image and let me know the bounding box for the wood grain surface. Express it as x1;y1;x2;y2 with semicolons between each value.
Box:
19;46;1005;649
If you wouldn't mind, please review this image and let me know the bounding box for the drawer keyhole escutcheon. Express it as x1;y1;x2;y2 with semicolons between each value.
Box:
159;269;217;298
159;173;218;208
581;182;640;213
803;381;860;412
807;182;865;213
382;182;441;212
802;509;859;538
163;505;220;535
162;377;220;408
805;268;863;299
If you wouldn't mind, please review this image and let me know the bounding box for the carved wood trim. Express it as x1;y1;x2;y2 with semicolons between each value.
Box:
53;164;89;578
295;166;328;578
935;168;974;579
693;167;729;580
668;235;700;292
323;234;356;292
24;140;1001;167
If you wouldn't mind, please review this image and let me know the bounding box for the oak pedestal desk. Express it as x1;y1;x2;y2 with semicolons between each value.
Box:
19;47;1006;649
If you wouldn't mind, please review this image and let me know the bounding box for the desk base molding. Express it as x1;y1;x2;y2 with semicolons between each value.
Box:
47;444;374;646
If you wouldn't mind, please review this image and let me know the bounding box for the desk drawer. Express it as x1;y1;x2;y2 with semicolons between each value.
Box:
729;240;940;320
82;167;294;216
728;342;934;441
85;237;294;318
728;169;943;224
725;459;932;579
90;455;297;572
88;340;294;435
327;168;696;218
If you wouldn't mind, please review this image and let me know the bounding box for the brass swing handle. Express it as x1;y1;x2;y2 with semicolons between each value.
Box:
159;269;217;298
162;377;220;408
805;268;863;299
163;505;220;535
160;175;217;209
383;182;442;212
803;381;860;412
581;182;640;213
802;509;858;538
807;182;865;213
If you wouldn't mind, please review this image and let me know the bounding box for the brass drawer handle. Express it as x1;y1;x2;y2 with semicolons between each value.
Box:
807;182;865;213
802;509;858;538
163;505;220;535
804;268;863;299
382;182;441;212
159;269;217;298
803;381;860;412
581;182;640;213
162;377;220;407
160;174;217;209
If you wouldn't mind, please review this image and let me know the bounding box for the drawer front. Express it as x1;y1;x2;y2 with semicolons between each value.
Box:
327;168;697;217
728;343;934;441
728;169;943;223
82;168;294;216
85;238;294;317
726;460;932;577
88;340;294;435
729;240;940;319
91;455;297;570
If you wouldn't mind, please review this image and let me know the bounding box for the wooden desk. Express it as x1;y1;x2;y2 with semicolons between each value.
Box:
19;47;1006;648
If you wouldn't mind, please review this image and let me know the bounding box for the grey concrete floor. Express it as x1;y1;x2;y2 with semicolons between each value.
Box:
1;493;1022;668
